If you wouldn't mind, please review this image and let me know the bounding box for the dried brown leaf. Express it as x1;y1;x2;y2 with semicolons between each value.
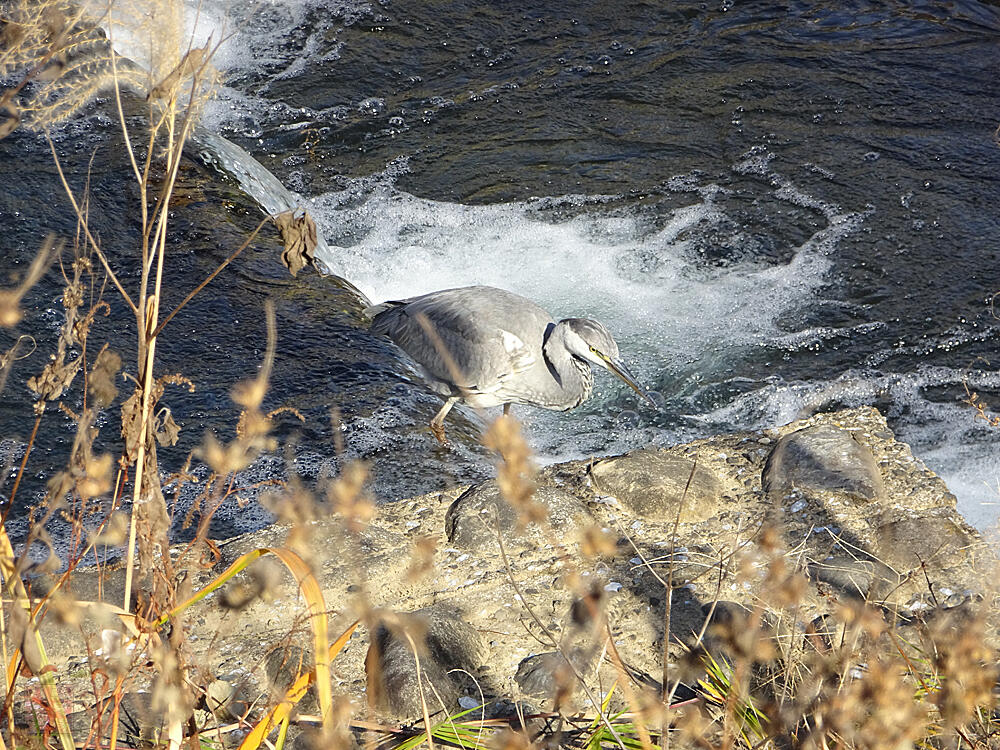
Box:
8;604;44;674
88;346;121;408
119;385;146;463
120;375;192;461
275;209;317;277
27;352;82;403
154;406;180;447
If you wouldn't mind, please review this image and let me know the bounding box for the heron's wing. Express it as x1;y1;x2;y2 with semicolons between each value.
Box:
370;287;550;395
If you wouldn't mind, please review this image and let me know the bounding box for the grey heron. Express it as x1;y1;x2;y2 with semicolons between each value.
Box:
367;285;656;442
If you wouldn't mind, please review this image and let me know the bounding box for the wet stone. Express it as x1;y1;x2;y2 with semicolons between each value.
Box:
808;556;899;600
365;605;487;720
514;647;594;709
874;514;976;572
445;480;590;549
764;425;885;503
588;450;727;522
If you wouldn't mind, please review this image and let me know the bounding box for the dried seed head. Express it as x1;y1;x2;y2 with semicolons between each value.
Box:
88;347;121;408
579;524;616;559
763;556;808;609
77;451;112;499
406;534;436;582
28;352;82;403
0;291;23;326
490;728;534;750
221;558;282;610
484;415;543;529
328;461;373;533
931;615;997;728
835;600;887;639
231;377;267;411
46;592;81;626
570;581;605;628
92;511;129;547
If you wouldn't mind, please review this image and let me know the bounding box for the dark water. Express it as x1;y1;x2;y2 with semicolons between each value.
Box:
3;0;1000;554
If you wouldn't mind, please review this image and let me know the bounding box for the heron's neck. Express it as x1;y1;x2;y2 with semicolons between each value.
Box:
542;323;594;409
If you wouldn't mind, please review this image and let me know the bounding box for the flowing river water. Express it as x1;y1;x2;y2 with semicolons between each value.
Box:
3;0;1000;554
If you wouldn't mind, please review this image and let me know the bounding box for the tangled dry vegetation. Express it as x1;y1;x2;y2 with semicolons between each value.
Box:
1;1;1000;749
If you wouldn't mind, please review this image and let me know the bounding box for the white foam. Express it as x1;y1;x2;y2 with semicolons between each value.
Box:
87;0;234;78
304;165;878;485
309;163;865;393
700;366;1000;529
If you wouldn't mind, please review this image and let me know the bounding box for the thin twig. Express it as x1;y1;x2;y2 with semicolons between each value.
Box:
152;215;271;338
44;134;137;315
106;17;142;186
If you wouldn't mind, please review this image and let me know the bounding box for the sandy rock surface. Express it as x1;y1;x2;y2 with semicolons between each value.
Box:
34;407;993;727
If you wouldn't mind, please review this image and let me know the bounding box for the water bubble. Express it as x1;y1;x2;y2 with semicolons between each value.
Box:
388;116;404;127
358;97;386;116
863;151;880;161
646;390;666;409
616;410;640;428
610;40;623;50
597;55;612;66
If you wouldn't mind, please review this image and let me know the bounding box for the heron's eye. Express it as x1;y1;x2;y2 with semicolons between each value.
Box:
589;346;598;354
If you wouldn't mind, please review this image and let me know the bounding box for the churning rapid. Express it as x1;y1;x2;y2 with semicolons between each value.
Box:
196;0;1000;528
4;0;1000;548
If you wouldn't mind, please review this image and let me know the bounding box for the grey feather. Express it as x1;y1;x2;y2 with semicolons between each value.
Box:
369;285;652;440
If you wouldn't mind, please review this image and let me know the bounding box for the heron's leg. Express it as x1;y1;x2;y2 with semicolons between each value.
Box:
430;396;460;444
503;403;511;416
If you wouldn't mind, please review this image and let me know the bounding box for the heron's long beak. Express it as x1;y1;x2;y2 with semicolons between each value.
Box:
603;355;658;409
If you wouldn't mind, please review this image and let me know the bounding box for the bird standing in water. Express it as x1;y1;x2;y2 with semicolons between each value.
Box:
367;285;655;443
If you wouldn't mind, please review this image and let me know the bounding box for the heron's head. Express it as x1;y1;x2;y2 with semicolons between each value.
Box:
561;319;656;407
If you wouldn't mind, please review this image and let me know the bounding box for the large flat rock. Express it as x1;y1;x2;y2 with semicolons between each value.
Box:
764;423;886;503
589;449;733;522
